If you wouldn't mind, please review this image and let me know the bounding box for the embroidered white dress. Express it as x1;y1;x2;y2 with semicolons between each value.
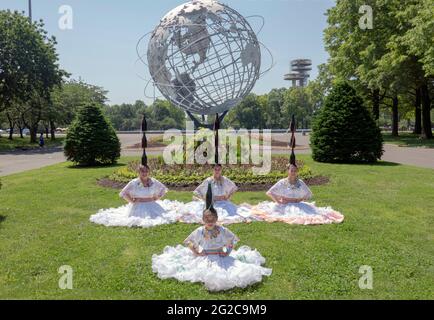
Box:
152;225;272;291
253;178;344;225
90;178;184;228
179;176;254;224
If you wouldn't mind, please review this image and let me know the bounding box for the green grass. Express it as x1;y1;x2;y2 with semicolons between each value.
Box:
382;132;434;148
0;136;65;152
0;155;433;299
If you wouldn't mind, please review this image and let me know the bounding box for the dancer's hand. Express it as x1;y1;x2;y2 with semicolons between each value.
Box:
187;243;204;256
277;197;289;204
193;249;205;256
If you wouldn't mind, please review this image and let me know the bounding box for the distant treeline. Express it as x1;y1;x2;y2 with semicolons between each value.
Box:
103;85;320;131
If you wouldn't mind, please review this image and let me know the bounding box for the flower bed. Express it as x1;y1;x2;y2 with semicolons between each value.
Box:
103;156;329;191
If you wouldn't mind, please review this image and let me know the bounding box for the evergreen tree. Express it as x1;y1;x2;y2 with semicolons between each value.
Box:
311;81;383;163
64;103;120;165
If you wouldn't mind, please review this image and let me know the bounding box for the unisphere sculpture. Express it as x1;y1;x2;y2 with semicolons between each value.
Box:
146;0;262;127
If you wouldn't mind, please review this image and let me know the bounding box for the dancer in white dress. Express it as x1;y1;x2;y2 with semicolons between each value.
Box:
152;184;272;291
253;163;344;225
179;164;253;224
90;164;184;228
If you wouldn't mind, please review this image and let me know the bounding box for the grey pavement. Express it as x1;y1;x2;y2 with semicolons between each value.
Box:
1;132;433;176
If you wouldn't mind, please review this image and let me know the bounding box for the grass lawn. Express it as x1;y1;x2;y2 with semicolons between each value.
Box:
0;155;433;299
0;136;65;152
382;132;434;148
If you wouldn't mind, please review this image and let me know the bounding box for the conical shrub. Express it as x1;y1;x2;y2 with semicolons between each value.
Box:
310;81;383;163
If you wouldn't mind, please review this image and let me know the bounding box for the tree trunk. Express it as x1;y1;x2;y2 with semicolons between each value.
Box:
372;88;380;121
29;126;38;143
19;127;24;138
45;126;49;139
50;120;56;140
414;87;422;134
6;113;14;140
23;103;42;144
391;96;399;137
421;84;433;139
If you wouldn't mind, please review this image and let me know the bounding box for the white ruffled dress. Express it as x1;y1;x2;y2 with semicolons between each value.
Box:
179;176;254;225
253;178;344;225
152;225;272;291
90;178;184;228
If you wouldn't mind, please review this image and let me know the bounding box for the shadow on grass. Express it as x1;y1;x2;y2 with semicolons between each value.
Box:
368;161;400;167
0;215;7;226
208;277;268;296
383;133;434;148
66;162;126;170
314;160;400;167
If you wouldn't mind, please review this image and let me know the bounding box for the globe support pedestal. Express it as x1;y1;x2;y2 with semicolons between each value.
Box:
186;111;228;129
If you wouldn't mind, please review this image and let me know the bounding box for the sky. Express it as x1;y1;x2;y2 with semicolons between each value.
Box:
0;0;335;105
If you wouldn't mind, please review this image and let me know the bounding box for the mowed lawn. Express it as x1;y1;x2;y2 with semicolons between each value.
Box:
0;137;65;152
382;132;434;148
0;155;433;299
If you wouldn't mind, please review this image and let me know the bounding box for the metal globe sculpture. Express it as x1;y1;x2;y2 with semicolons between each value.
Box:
146;0;262;126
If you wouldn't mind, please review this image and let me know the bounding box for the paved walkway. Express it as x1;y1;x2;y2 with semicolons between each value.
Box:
1;133;433;176
271;133;434;169
380;144;434;169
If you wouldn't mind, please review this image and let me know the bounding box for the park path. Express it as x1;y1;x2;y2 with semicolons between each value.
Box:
272;133;434;169
1;133;433;176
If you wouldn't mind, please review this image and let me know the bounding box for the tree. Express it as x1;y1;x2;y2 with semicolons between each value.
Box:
282;88;313;129
50;79;108;138
305;64;333;113
64;103;120;166
0;10;65;142
263;89;285;128
368;0;430;138
104;99;189;131
400;0;433;138
226;94;265;129
324;0;401;126
324;0;433;139
310;81;383;163
147;99;185;130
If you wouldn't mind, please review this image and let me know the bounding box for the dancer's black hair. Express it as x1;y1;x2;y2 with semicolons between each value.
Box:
289;114;297;167
203;182;218;220
141;113;148;167
213;113;220;165
139;164;150;171
205;182;214;210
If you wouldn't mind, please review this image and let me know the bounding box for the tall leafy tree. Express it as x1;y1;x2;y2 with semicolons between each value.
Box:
324;0;433;139
263;89;285;128
282;87;313;128
398;0;433;138
52;79;108;123
324;1;396;126
0;10;65;142
226;93;265;129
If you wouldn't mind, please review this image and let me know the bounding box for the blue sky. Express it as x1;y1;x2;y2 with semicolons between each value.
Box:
1;0;335;105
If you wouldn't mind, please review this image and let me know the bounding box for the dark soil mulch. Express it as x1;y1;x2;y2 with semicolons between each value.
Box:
126;139;291;149
97;175;329;192
126;141;167;149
